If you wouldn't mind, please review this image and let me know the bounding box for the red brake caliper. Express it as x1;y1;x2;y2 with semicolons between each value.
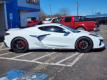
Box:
78;41;83;48
19;41;26;48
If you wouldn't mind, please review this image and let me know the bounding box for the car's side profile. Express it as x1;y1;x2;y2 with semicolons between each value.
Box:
4;24;105;53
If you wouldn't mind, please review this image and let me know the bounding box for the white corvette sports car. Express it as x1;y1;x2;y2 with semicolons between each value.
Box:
4;23;105;53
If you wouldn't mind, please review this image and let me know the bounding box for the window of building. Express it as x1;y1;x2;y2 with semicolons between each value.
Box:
27;0;39;4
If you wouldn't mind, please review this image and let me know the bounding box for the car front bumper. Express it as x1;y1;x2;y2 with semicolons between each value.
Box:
94;39;105;49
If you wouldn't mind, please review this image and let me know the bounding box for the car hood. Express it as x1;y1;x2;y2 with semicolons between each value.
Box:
74;30;89;34
75;30;93;36
77;30;103;38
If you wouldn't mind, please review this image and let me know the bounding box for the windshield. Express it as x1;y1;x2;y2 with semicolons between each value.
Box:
48;19;52;21
53;18;61;23
45;18;52;21
61;25;80;33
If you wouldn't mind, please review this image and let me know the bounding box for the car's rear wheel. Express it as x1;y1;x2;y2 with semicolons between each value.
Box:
11;37;28;53
75;37;93;53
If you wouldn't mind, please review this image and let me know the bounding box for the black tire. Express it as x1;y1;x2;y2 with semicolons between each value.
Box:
77;27;86;31
75;37;93;53
11;37;28;53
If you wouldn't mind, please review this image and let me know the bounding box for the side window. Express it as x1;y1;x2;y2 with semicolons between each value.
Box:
39;26;64;33
64;17;72;22
51;26;64;33
53;18;61;23
39;26;49;31
27;0;39;4
75;16;85;22
75;17;80;22
52;19;57;23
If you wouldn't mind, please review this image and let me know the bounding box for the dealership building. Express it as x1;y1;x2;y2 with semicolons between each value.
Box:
0;0;40;29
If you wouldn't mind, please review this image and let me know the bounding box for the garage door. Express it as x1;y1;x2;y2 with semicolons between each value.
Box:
20;12;39;27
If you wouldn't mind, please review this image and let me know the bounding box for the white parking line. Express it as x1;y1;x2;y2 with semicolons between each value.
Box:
0;43;4;49
0;48;9;51
0;52;84;67
0;53;84;67
31;52;56;61
0;52;12;57
0;56;81;67
11;52;33;59
68;53;84;67
0;43;2;49
56;52;79;64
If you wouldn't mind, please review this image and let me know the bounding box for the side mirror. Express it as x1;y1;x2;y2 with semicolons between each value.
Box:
64;31;70;36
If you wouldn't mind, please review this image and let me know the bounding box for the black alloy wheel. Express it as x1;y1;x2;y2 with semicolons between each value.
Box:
75;37;93;53
11;37;28;53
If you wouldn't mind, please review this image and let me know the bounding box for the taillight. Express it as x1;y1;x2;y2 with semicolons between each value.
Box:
5;33;10;36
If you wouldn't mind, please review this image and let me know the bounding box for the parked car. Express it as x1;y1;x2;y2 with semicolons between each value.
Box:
27;17;42;27
4;23;105;53
52;16;98;31
85;17;107;25
42;17;57;24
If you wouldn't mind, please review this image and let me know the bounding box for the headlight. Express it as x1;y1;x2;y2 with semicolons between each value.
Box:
89;33;99;37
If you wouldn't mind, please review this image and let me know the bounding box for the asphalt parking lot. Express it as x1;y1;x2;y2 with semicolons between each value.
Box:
0;25;107;80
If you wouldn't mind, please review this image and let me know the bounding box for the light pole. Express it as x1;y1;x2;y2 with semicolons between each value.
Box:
49;4;52;17
76;0;79;16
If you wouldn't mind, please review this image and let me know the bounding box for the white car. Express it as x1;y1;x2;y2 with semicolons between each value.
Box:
4;23;105;53
42;18;56;24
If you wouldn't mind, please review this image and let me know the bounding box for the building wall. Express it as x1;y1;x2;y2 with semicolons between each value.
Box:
5;0;40;29
17;0;40;9
20;12;40;27
17;0;40;27
6;0;20;29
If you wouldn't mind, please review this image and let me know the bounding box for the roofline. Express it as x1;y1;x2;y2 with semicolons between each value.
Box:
60;16;85;17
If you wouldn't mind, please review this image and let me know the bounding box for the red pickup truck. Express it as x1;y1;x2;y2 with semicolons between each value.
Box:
52;16;98;31
27;17;42;27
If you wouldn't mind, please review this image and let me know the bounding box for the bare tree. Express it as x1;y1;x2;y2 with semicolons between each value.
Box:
96;12;102;15
39;11;47;20
53;8;70;17
60;8;69;16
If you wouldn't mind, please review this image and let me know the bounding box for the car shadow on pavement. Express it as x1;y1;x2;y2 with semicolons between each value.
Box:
91;47;106;52
29;49;76;53
28;48;106;53
9;48;106;54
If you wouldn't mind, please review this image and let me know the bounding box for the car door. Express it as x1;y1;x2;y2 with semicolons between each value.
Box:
38;26;72;49
61;17;72;27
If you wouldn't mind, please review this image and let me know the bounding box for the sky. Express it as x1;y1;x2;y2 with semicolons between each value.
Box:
40;0;107;16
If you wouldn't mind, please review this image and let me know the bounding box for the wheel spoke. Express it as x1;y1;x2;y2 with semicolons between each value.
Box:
78;40;89;50
13;40;26;50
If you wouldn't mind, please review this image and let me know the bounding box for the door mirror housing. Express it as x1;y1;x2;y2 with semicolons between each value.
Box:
64;31;70;36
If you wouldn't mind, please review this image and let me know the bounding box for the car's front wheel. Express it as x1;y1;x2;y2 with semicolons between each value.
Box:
11;37;28;53
75;37;93;53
